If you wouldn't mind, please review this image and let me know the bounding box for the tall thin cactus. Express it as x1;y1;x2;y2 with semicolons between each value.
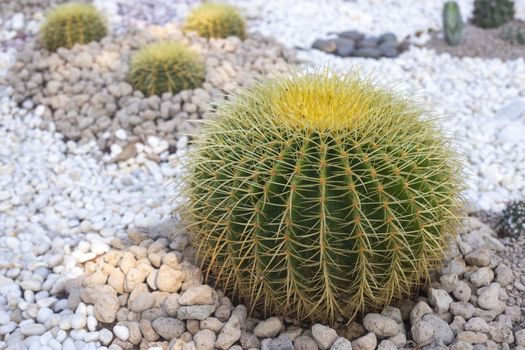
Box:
443;1;464;46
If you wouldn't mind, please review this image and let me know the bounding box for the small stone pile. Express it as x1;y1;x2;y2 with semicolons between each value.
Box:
6;23;296;153
312;30;408;59
0;0;68;20
4;214;521;350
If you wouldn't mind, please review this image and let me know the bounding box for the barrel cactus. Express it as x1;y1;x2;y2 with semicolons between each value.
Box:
183;3;245;39
184;70;464;323
41;3;107;52
443;1;464;46
473;0;515;29
499;201;525;237
129;42;206;97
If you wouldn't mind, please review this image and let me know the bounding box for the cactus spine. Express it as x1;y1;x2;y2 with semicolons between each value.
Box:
129;42;206;97
184;3;245;39
41;3;107;52
473;0;515;29
443;1;464;46
184;70;464;324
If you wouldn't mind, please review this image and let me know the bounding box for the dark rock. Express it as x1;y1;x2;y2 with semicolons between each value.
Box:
397;39;410;53
335;38;355;57
312;39;338;53
357;37;379;48
338;30;365;41
379;42;399;58
379;32;397;44
353;47;382;58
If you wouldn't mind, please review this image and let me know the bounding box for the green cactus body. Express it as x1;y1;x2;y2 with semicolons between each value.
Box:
473;0;515;29
184;70;463;324
184;3;245;39
500;201;525;237
41;3;107;52
501;24;525;45
129;42;206;97
443;1;464;46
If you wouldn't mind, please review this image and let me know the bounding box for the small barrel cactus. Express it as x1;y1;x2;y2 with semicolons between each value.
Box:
129;42;206;97
499;201;525;237
472;0;515;29
183;3;245;39
184;69;464;323
41;3;107;52
443;1;464;46
501;24;525;45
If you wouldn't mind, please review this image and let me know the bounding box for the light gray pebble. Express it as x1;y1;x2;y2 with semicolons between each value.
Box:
464;317;490;333
363;313;400;337
294;335;319;350
152;317;185;340
215;316;242;350
477;283;500;310
330;337;353;350
351;332;377;350
453;281;472;302
177;305;215;320
377;339;397;350
311;324;338;350
194;329;216;350
428;288;453;313
469;267;494;288
254;317;282;338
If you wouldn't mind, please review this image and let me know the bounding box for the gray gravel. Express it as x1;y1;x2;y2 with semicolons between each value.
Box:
6;23;296;153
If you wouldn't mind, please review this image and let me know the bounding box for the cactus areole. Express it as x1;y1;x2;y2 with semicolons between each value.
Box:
185;70;463;324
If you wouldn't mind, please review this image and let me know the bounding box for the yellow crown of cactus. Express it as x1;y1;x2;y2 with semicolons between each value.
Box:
41;3;107;52
184;3;245;39
184;69;464;324
129;41;206;97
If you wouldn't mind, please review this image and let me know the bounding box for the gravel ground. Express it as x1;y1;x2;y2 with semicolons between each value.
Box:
0;0;524;349
6;23;295;152
426;20;525;61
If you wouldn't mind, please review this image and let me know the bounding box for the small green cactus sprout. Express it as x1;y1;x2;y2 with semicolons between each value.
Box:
499;201;525;237
184;69;464;324
128;42;206;97
183;3;245;39
472;0;515;29
41;3;107;52
443;1;464;46
501;24;525;45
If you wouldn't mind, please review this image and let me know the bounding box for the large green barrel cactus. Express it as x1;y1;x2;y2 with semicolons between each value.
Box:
183;3;245;39
443;1;464;46
184;70;463;323
41;3;107;52
473;0;515;29
129;42;206;97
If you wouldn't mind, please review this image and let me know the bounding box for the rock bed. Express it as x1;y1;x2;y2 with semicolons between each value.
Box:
312;30;408;59
6;23;296;153
426;20;525;61
3;199;524;350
